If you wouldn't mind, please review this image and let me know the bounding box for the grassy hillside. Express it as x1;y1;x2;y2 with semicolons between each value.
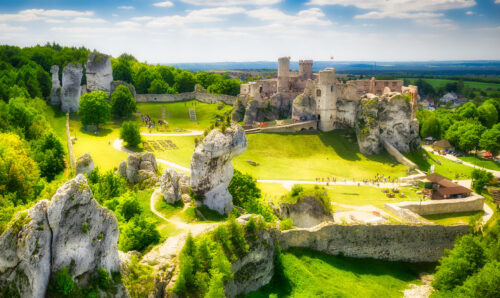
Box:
246;248;428;298
234;131;408;181
405;149;475;179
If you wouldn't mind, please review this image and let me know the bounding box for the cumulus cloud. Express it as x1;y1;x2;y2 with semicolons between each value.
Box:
0;9;94;22
118;6;135;10
465;11;474;15
153;1;174;7
142;7;246;27
72;17;107;23
248;7;332;26
180;0;281;5
0;23;26;32
307;0;476;12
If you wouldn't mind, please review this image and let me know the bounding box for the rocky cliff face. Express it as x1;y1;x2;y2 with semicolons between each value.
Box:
231;98;246;122
225;215;278;298
356;93;420;155
50;65;61;106
159;167;189;204
61;63;83;112
85;52;113;94
118;152;158;185
279;196;334;228
0;175;121;297
190;124;247;214
243;99;258;125
291;93;316;121
76;152;95;175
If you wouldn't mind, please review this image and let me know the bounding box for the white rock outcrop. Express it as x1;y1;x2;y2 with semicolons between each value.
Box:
190;124;247;214
118;152;158;184
0;175;121;297
50;65;61;106
76;152;95;175
61;63;83;112
85;52;113;94
160;168;190;204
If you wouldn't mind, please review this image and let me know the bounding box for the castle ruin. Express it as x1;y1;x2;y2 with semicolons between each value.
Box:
238;57;420;154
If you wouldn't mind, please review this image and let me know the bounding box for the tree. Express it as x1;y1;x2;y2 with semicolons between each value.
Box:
119;193;143;221
112;58;133;83
420;115;440;138
119;215;160;252
54;267;75;295
471;169;493;194
477;102;498;128
174;71;196;93
432;235;486;291
456;102;478;120
148;78;174;94
110;85;136;118
120;121;141;148
78;91;110;128
207;79;241;96
32;132;65;181
204;272;225;298
445;120;485;152
480;124;500;155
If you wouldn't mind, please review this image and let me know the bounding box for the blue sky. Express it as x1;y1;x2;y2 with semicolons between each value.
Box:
1;0;499;62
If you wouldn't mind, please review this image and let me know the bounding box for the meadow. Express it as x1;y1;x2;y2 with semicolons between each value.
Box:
233;131;408;181
245;248;429;298
406;149;475;179
403;78;500;95
458;156;500;171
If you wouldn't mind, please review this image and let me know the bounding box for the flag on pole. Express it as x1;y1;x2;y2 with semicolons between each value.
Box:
330;56;334;60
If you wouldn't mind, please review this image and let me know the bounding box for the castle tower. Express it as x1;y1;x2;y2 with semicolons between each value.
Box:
299;60;313;79
277;56;290;93
317;68;337;132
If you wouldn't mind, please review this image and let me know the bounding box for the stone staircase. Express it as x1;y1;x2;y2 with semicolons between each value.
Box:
189;108;197;122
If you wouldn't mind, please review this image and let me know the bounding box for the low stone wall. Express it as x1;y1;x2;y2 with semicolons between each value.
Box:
245;120;317;134
66;112;76;170
136;90;236;105
384;204;429;223
382;140;417;169
280;222;468;262
386;195;484;216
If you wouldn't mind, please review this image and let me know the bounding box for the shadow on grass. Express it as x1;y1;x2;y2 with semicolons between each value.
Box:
405;149;433;172
78;126;113;137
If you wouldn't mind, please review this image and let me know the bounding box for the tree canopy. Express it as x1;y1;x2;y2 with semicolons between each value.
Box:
78;91;111;127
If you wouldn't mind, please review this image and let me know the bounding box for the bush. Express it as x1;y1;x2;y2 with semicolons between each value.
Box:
96;268;112;291
120;121;141;148
280;218;293;231
54;267;75;295
471;169;493;194
119;193;143;221
119;215;160;252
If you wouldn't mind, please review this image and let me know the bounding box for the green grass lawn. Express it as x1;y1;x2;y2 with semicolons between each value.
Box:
325;185;421;209
422;210;484;225
458;156;500;171
136;100;232;131
136;189;181;239
143;135;196;169
233;130;408;181
246;248;429;298
406;149;474;179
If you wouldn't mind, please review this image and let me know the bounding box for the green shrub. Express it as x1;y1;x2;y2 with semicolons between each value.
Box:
119;215;160;252
54;267;75;295
205;271;225;298
97;268;112;291
280;218;293;231
119;193;143;221
82;221;88;233
229;217;249;257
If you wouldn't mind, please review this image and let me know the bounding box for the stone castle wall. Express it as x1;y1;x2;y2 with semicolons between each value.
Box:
386;195;484;216
280;222;469;262
136;89;236;105
382;140;418;169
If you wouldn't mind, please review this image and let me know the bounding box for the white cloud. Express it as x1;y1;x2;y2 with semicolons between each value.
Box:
355;11;443;19
0;23;26;32
0;9;94;22
496;0;500;4
465;11;474;15
118;6;135;10
72;17;107;24
153;1;174;7
181;0;281;5
248;7;332;26
307;0;476;12
144;7;246;27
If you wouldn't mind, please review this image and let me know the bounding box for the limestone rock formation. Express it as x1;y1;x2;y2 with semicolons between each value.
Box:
292;93;316;121
111;80;136;98
190;124;247;214
85;52;113;94
61;63;83;112
225;215;278;297
49;65;61;106
0;175;121;297
356;93;420;155
231;98;246;122
118;152;158;184
76;152;95;175
243;99;258;125
279;196;334;228
160;168;189;204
